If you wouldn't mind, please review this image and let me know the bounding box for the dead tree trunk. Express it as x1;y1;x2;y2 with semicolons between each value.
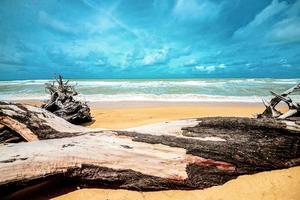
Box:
258;83;300;119
0;101;300;196
42;75;92;124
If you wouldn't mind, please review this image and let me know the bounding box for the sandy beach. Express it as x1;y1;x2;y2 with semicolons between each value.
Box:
23;100;282;129
17;101;296;200
2;0;300;198
85;101;265;129
1;100;299;200
53;166;300;200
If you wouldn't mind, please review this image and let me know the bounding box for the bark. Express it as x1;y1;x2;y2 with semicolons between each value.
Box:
0;101;300;196
42;75;92;124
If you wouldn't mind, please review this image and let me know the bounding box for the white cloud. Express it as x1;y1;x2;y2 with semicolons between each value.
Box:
234;0;288;39
82;0;140;39
269;17;300;43
194;64;225;73
84;16;117;34
233;0;300;45
94;58;106;66
141;48;169;65
39;11;76;34
267;0;300;44
250;0;287;26
186;59;197;65
173;0;220;21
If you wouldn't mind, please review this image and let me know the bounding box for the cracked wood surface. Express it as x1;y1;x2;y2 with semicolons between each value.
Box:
0;101;300;196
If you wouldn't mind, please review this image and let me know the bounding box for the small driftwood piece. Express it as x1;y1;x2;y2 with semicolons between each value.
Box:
0;116;38;142
0;101;300;197
0;123;25;144
258;83;300;120
42;75;92;124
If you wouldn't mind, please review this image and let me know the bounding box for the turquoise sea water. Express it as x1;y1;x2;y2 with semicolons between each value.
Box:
0;78;299;102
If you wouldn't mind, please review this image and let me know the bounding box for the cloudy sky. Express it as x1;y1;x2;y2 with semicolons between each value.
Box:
0;0;300;80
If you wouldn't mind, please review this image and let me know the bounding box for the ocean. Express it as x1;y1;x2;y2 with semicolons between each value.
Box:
0;78;299;103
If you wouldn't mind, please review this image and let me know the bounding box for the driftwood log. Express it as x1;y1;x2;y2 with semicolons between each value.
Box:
41;75;92;124
0;101;300;197
0;102;300;196
258;83;300;119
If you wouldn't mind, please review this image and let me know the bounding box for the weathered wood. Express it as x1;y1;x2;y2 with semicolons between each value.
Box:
0;116;38;142
0;101;91;141
42;75;92;124
0;102;300;197
258;83;300;119
0;128;25;144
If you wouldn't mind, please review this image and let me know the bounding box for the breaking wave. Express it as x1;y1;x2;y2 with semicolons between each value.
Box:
0;78;299;102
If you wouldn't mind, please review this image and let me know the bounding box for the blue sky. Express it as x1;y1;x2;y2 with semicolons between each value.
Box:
0;0;300;80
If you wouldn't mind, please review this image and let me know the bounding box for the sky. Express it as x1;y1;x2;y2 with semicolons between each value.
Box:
0;0;300;80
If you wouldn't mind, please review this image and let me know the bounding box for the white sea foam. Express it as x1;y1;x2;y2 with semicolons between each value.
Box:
1;93;299;103
0;78;299;103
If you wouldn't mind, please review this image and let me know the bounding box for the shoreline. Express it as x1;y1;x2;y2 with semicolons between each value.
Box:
14;99;264;107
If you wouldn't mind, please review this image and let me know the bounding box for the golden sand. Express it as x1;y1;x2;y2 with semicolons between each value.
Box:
85;103;265;129
45;102;300;200
53;166;300;200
